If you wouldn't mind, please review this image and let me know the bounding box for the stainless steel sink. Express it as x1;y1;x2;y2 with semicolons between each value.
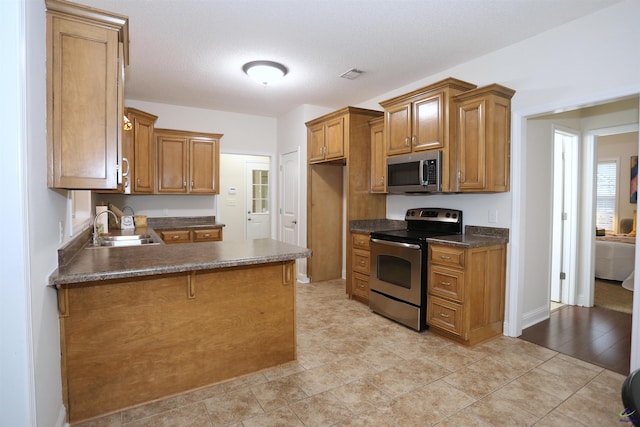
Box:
89;234;160;248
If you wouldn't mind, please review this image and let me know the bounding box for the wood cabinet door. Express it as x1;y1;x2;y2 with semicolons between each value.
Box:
47;16;120;189
413;93;444;151
385;103;412;156
308;123;326;163
324;116;345;160
456;98;486;191
156;134;188;193
132;113;156;193
189;138;219;194
370;119;386;193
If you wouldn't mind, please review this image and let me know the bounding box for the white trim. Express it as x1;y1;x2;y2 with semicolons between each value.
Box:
1;0;36;424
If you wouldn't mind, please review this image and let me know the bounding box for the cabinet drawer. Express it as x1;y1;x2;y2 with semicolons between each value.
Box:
352;233;370;250
430;245;465;268
159;230;191;243
352;272;370;300
193;228;222;242
428;296;463;336
429;266;464;302
352;248;370;275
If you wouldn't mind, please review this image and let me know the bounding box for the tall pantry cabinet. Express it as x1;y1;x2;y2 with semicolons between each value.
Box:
306;107;385;290
46;0;129;190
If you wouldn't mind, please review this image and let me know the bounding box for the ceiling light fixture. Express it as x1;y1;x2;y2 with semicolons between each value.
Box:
242;60;288;86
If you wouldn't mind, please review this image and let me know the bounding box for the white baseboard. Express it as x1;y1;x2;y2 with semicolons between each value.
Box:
521;305;550;330
56;405;68;427
297;273;310;284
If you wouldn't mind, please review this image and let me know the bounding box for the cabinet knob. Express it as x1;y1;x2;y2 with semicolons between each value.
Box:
191;181;194;189
183;181;187;188
380;177;384;185
405;137;409;147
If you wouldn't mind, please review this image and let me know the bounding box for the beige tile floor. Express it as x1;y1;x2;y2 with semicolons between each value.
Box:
76;279;627;427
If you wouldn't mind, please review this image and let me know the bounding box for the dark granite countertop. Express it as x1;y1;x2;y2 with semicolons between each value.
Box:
350;219;406;234
50;216;311;287
51;239;312;286
427;226;509;248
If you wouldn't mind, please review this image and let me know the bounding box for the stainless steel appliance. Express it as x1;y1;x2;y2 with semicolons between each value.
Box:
386;151;442;193
369;207;462;331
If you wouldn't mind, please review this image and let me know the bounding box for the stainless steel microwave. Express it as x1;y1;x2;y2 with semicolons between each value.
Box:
386;151;442;193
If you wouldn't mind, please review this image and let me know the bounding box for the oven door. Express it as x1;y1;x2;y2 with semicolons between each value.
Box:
369;238;423;306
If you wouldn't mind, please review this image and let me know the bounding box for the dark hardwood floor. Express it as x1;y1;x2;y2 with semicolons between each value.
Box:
519;305;632;375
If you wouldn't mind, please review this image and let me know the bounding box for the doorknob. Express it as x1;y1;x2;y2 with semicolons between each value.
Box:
292;220;297;224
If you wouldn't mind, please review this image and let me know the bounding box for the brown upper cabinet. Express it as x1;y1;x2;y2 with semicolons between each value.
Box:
308;116;345;163
369;117;386;193
379;78;477;192
155;129;222;194
123;108;158;194
46;0;129;190
453;84;515;192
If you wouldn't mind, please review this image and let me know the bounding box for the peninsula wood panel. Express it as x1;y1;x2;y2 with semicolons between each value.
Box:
58;261;296;423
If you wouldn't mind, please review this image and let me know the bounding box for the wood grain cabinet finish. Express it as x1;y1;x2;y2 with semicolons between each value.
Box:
453;84;515;192
57;261;295;423
350;233;371;303
155;129;222;194
158;228;223;243
306;107;386;286
126;108;158;194
427;243;506;346
379;78;476;192
308;116;345;163
369;117;386;193
46;0;129;189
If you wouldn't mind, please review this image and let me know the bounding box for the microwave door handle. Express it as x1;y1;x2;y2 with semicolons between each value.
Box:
419;160;426;186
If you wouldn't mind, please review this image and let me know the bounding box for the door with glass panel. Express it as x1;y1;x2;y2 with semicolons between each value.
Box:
246;162;271;239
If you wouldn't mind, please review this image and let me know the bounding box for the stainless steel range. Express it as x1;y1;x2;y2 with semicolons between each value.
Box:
369;208;463;331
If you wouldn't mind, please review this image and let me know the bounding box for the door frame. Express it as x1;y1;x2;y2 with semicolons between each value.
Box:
509;94;640;373
550;126;579;305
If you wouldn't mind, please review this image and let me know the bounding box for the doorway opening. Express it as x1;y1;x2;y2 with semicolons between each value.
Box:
219;153;271;241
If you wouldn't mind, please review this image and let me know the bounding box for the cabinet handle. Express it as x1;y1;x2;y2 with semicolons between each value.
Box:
137;178;141;185
203;234;211;238
191;180;194;189
440;255;451;260
172;235;180;240
412;135;416;146
405;137;409;147
440;281;451;286
359;260;365;266
183;181;187;188
380;176;384;185
439;312;450;319
122;157;130;177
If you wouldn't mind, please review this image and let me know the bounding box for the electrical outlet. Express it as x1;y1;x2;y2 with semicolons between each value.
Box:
488;209;498;224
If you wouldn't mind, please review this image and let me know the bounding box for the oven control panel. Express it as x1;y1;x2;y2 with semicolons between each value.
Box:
405;208;462;223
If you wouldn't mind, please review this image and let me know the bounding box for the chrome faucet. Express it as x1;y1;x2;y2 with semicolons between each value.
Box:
93;209;119;245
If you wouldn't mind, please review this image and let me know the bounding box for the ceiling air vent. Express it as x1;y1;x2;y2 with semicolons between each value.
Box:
339;68;364;80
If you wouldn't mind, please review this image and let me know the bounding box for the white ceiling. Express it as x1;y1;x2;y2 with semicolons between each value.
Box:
72;0;622;118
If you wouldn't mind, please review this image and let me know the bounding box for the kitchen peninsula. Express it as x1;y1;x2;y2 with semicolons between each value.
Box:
50;226;311;424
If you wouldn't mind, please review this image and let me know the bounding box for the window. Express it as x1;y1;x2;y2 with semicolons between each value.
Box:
596;160;617;231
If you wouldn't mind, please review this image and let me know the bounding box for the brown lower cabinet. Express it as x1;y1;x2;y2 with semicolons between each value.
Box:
350;232;371;303
157;227;223;243
427;243;506;346
57;261;295;423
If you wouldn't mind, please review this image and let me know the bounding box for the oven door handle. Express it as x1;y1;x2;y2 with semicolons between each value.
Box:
370;238;421;250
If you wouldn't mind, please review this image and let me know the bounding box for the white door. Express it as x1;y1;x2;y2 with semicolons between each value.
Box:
550;128;579;304
246;162;271;239
280;151;299;245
